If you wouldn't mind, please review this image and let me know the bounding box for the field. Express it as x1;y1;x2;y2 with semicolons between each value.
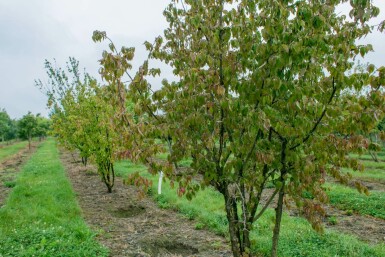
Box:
0;139;384;256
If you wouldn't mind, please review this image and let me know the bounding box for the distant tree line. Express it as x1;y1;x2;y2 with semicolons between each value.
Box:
0;108;51;147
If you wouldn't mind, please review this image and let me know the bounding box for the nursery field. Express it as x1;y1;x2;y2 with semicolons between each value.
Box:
0;139;385;256
0;138;384;256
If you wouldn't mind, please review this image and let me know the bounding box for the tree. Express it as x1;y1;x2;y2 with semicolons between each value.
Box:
5;119;18;142
0;109;11;143
35;115;51;141
36;58;94;165
93;1;385;256
18;112;38;150
37;58;119;193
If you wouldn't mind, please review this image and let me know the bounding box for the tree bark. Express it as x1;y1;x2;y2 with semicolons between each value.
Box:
223;186;243;257
28;133;31;150
271;185;285;257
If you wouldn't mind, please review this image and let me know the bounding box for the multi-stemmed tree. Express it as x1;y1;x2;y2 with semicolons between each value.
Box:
94;0;385;256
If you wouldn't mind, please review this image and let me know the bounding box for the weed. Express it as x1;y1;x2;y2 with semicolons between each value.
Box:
3;181;16;188
328;216;338;225
195;222;205;230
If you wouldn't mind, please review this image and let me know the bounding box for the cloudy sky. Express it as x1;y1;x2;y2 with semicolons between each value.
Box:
0;0;384;119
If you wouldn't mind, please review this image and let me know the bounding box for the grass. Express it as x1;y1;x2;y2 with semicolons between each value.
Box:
341;155;385;182
0;139;108;257
115;160;385;257
350;152;385;162
342;167;385;182
0;141;28;162
156;152;192;167
326;183;385;219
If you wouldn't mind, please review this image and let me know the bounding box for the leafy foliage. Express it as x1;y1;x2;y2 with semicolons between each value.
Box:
0;108;11;142
36;58;119;192
93;0;385;256
18;112;38;149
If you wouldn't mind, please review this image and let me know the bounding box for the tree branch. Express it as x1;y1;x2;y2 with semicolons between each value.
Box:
290;77;337;150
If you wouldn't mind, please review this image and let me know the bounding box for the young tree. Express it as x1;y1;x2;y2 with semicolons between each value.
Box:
18;112;38;150
37;58;119;193
34;115;51;141
94;0;385;256
0;108;11;143
36;58;93;165
5;119;18;142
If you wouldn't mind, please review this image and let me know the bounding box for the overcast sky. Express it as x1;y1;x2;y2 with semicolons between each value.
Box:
0;0;384;119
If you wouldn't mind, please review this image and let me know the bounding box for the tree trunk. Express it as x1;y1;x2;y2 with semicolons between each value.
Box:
28;133;31;150
81;157;88;166
102;161;115;193
271;186;285;257
369;151;379;162
224;185;246;257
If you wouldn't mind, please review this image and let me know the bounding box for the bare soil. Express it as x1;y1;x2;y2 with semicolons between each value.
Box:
59;150;232;257
60;149;385;256
259;188;385;245
0;143;37;207
322;204;385;245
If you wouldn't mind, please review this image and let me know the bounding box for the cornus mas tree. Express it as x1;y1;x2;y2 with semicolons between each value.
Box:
94;0;385;256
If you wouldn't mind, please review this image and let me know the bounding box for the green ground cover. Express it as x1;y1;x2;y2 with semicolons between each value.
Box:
0;141;28;162
326;183;385;219
342;167;385;182
0;139;108;257
115;160;385;257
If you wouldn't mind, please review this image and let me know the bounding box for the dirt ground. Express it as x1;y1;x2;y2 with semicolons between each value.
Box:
259;187;385;245
0;143;37;207
59;149;385;256
59;151;232;257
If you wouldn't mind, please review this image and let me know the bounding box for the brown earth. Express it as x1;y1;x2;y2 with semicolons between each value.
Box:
322;204;385;245
0;143;38;208
59;148;385;256
59;150;232;257
259;188;385;245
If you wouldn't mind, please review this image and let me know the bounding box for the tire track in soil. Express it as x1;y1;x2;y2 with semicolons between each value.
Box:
60;150;232;257
0;143;38;208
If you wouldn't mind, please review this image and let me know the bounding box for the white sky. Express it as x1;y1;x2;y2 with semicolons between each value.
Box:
0;0;384;119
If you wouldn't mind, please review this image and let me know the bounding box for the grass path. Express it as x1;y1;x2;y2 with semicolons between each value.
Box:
0;139;108;257
0;141;28;162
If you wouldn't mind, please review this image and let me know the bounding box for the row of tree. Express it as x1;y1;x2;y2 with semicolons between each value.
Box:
0;109;50;149
36;58;119;192
38;1;385;256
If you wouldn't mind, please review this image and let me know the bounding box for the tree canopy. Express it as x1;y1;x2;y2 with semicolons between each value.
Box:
34;0;385;256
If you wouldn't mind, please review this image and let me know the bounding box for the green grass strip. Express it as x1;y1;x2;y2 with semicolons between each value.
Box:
342;167;385;182
0;141;28;162
326;183;385;219
350;153;385;162
0;139;108;257
115;160;385;257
